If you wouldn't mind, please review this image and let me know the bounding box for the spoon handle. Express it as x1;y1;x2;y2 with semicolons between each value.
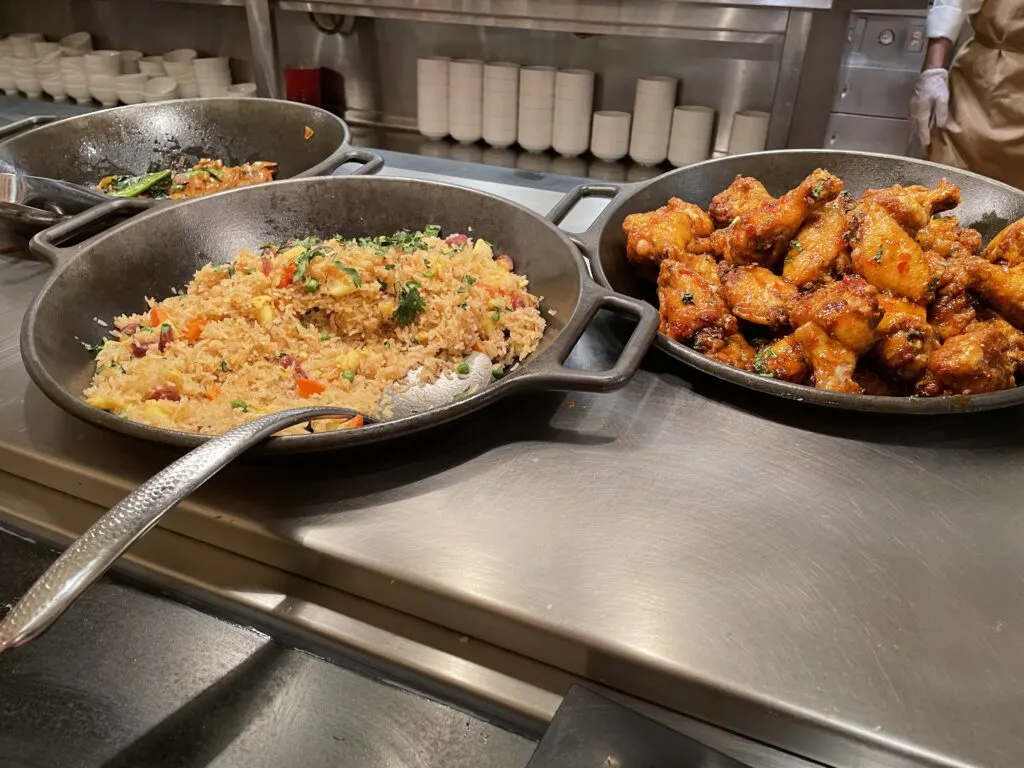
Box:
0;406;360;652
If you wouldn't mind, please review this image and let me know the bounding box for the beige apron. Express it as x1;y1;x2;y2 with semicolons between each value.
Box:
929;0;1024;188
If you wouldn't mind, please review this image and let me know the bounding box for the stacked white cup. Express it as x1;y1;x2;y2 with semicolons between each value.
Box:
163;49;198;98
482;62;519;149
448;59;484;144
668;105;716;167
194;57;231;97
728;110;770;154
34;42;59;59
0;58;16;96
590;110;632;162
629;76;678;166
416;56;450;139
60;56;90;103
552;68;594;158
517;65;556;153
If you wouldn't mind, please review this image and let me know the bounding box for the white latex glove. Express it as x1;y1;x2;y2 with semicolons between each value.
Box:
911;68;950;148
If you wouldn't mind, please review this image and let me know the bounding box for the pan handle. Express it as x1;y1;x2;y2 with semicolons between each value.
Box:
0;405;366;653
545;183;627;254
510;280;658;393
29;198;150;265
0;115;57;142
331;147;385;176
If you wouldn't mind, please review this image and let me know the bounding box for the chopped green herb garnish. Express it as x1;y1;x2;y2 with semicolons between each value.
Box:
874;245;884;264
220;360;230;372
160;323;171;333
457;286;466;294
320;332;331;341
337;264;362;287
811;182;824;199
83;339;107;356
753;347;778;376
393;281;426;326
456;362;471;375
424;224;441;237
424;271;435;278
231;398;249;412
459;301;469;310
783;256;792;266
790;239;802;251
342;370;355;382
463;275;477;285
384;264;396;271
681;291;694;304
304;278;320;292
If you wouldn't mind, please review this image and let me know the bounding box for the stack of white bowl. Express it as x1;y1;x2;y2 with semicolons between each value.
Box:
629;76;678;166
552;68;594;158
0;57;15;96
139;56;165;77
143;76;179;103
85;50;121;106
416;56;450;140
36;51;63;101
115;73;148;105
163;49;198;98
482;62;519;149
13;57;42;99
59;32;93;56
60;56;90;103
517;66;556;153
194;57;231;97
9;33;42;60
447;59;484;144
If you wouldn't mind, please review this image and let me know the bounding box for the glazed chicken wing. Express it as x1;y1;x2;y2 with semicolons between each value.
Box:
657;259;736;343
971;260;1024;327
929;290;979;342
783;194;853;289
917;215;983;260
918;322;1018;396
752;334;810;383
708;176;776;229
872;293;938;382
693;169;844;268
793;321;861;393
695;329;757;371
982;218;1024;266
849;201;936;303
623;197;714;276
789;276;882;355
860;179;961;235
720;265;799;330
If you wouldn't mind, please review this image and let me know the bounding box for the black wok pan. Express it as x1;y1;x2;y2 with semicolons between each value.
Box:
0;98;364;231
22;174;659;453
550;149;1024;414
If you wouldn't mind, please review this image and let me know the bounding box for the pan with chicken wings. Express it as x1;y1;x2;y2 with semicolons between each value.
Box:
556;150;1024;413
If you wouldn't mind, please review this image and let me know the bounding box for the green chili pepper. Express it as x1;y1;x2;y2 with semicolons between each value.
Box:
105;169;173;198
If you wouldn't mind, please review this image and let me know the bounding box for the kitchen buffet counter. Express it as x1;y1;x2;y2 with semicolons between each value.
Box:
1;153;1023;768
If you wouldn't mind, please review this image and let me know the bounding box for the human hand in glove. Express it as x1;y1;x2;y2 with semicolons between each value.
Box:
910;68;950;148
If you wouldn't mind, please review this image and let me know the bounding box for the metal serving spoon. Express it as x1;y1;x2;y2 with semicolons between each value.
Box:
0;406;366;652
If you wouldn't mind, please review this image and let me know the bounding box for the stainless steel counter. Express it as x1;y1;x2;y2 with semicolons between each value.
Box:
2;155;1023;768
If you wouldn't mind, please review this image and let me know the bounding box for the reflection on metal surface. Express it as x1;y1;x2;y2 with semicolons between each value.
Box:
767;10;812;149
244;0;281;98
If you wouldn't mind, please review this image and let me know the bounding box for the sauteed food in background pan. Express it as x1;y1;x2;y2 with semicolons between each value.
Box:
97;158;278;199
623;168;1024;398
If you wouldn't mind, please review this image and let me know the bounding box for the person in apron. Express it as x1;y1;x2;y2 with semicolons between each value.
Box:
911;0;1024;188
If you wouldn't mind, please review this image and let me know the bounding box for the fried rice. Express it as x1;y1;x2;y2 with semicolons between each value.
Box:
83;227;545;436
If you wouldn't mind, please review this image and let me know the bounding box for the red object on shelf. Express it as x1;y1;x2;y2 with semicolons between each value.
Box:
285;67;322;107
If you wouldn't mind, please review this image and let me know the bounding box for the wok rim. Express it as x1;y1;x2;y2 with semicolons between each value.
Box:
585;148;1024;415
0;97;354;201
20;175;617;453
